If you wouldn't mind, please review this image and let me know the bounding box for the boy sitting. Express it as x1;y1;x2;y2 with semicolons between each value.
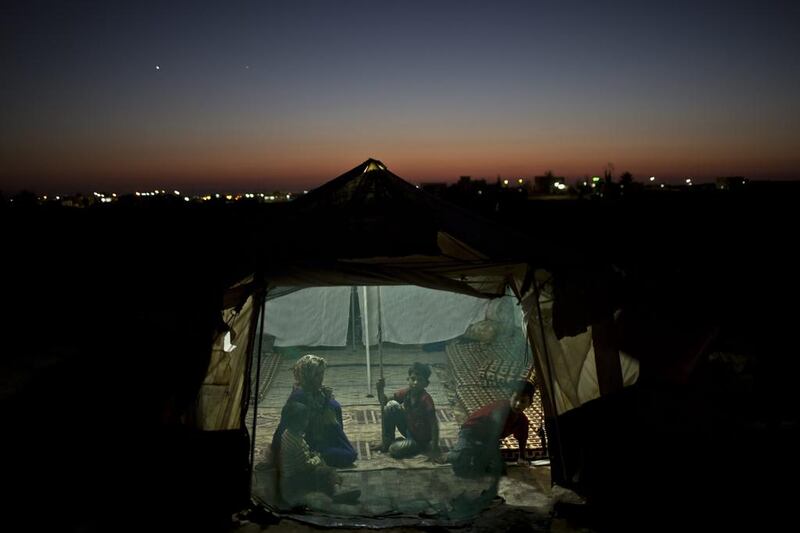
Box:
376;362;442;460
448;379;536;478
278;401;360;507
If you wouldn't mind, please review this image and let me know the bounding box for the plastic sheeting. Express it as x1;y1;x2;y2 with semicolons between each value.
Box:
263;286;493;348
264;287;352;347
360;286;490;345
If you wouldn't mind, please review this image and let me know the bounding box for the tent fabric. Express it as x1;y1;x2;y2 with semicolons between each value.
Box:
285;159;524;263
519;279;639;415
256;255;525;299
256;158;533;299
197;294;257;430
573;342;639;407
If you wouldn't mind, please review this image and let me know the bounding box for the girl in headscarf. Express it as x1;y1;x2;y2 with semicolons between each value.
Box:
271;354;357;467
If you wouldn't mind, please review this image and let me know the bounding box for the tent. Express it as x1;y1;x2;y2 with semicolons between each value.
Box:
192;159;640;520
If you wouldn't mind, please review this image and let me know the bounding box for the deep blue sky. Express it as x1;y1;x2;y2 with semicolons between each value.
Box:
2;0;799;193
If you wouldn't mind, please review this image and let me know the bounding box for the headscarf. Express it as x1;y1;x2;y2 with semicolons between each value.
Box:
292;354;326;390
292;354;338;433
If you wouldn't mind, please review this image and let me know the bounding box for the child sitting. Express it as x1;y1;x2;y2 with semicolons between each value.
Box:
448;380;536;478
376;362;442;460
278;401;360;507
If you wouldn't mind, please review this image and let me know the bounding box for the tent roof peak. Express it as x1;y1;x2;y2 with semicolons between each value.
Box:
362;158;387;173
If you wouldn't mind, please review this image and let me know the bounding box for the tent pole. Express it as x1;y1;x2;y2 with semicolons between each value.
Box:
350;287;357;354
377;286;384;379
248;293;267;490
363;287;373;397
532;277;569;486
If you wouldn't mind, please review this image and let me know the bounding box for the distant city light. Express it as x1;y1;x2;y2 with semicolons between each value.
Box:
592;176;601;182
286;194;291;200
591;183;596;188
173;190;180;195
225;194;233;200
518;178;524;184
650;176;655;182
183;197;190;202
661;184;665;188
503;179;509;185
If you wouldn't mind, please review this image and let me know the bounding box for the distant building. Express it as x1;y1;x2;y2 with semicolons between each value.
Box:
454;176;489;194
716;176;748;190
420;182;448;195
533;175;566;194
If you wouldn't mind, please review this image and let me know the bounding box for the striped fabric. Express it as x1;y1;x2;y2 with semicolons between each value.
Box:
279;429;323;479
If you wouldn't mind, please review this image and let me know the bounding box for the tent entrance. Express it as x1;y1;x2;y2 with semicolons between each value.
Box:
246;285;547;520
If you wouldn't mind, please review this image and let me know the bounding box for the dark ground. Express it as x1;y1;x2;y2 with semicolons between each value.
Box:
1;189;798;531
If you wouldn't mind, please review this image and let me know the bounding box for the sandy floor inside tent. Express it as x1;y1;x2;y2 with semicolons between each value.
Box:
248;344;552;521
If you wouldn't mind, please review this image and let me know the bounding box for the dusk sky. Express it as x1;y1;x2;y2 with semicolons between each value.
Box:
2;0;799;193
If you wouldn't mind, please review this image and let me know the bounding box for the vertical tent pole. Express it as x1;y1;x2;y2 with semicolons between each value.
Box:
350;287;357;353
362;286;372;396
532;277;569;485
377;286;384;379
249;292;267;490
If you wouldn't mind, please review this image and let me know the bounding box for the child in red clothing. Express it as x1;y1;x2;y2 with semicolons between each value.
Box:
376;362;442;460
448;380;535;478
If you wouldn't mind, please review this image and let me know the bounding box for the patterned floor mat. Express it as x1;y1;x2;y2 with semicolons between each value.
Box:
250;405;461;472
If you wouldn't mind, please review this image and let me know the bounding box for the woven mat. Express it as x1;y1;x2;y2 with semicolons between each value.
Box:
446;336;531;387
251;405;461;472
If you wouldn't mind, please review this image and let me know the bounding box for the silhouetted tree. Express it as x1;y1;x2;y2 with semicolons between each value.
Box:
619;171;633;186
